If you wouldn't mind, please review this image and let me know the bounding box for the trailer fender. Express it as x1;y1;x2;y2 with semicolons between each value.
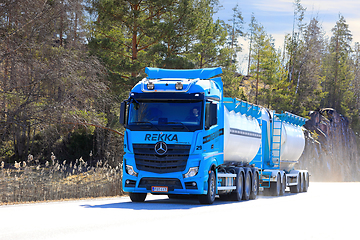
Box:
262;169;281;181
289;170;300;175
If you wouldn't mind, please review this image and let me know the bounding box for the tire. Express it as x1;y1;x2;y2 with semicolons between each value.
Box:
270;173;281;196
300;173;304;193
129;193;147;202
290;173;301;193
199;171;216;204
242;170;251;201
280;174;286;196
303;173;309;192
230;171;244;201
250;171;259;200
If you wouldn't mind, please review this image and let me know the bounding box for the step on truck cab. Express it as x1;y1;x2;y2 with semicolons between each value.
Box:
120;67;309;204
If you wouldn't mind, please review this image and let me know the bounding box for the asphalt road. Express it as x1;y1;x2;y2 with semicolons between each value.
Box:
1;182;359;240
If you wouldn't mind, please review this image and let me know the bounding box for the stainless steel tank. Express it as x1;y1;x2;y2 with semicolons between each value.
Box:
223;107;261;163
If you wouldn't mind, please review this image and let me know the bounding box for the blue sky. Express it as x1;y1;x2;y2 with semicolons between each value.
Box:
214;0;360;73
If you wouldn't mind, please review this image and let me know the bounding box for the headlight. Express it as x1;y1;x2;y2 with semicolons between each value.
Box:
126;165;138;177
183;167;199;178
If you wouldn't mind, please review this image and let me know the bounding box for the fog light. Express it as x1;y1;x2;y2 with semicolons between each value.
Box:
126;165;138;177
147;81;154;90
175;82;183;90
184;167;199;178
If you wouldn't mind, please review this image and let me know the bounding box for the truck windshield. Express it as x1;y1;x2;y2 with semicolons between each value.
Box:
128;100;203;132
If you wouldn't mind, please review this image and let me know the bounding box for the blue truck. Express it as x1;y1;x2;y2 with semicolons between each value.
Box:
119;67;309;204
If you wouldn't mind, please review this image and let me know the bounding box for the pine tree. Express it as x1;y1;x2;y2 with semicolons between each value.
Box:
226;4;244;62
88;0;219;77
189;19;229;69
323;14;353;111
291;17;326;116
247;13;256;76
248;20;280;106
352;42;360;133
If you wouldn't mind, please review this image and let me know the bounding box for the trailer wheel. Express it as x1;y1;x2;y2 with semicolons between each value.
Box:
300;173;304;192
129;193;147;202
280;174;286;196
199;171;216;204
270;173;281;196
303;173;309;192
250;171;259;200
242;170;251;201
230;171;244;201
290;173;301;193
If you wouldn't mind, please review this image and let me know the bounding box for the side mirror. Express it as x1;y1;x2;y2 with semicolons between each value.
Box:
119;101;127;127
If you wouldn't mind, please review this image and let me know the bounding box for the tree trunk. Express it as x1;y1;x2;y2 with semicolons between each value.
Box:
255;49;260;105
131;31;137;77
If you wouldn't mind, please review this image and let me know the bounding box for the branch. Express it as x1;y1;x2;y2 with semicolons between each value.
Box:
99;45;132;59
137;9;189;52
62;122;124;136
1;0;48;43
97;29;131;49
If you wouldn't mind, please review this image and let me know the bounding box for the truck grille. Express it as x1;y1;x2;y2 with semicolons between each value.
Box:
133;144;191;173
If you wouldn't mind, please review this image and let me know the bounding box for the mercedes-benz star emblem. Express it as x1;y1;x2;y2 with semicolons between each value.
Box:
155;141;167;155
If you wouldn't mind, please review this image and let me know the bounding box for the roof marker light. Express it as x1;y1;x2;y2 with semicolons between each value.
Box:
147;81;154;90
175;82;183;90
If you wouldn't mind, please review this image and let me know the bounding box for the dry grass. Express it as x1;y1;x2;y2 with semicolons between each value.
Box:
0;155;123;205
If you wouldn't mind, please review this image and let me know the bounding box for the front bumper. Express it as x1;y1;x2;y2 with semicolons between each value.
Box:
123;171;206;195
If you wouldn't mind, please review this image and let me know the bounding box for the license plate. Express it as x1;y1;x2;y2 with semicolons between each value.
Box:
151;186;168;192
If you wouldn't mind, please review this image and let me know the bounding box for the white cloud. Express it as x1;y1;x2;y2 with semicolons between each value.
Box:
347;18;360;44
302;0;359;15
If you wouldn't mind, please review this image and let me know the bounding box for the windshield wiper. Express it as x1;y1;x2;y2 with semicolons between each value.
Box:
167;122;191;132
131;121;160;130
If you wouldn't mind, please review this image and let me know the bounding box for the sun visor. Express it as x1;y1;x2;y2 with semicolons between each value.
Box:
145;67;222;80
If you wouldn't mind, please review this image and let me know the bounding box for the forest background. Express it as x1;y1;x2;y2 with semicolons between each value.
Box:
0;0;360;202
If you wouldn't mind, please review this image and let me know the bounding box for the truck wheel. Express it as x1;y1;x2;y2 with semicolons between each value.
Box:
250;171;259;200
199;171;216;204
290;173;301;193
129;193;147;202
242;170;251;201
270;173;281;196
280;174;286;196
300;173;304;192
230;171;244;201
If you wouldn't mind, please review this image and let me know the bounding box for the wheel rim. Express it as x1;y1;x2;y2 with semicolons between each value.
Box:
253;174;258;195
210;174;215;200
